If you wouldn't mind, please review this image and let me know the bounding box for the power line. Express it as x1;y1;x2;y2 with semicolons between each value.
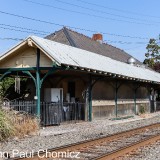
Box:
0;35;148;45
0;10;151;40
53;0;160;24
0;37;23;41
76;0;160;19
124;45;145;50
22;0;156;26
0;26;47;36
0;23;50;34
105;40;148;45
0;10;64;28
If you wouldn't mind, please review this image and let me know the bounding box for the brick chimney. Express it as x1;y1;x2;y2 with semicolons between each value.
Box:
92;33;103;44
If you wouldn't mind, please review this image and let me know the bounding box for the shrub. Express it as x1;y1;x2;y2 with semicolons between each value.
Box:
0;109;14;141
139;105;145;114
0;109;39;141
13;114;39;138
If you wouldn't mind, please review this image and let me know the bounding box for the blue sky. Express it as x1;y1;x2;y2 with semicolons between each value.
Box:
0;0;160;62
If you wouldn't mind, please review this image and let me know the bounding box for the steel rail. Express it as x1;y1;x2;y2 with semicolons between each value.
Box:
10;123;160;160
93;134;160;160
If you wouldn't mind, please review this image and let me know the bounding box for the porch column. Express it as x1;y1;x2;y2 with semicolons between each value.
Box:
36;48;41;117
114;80;122;118
88;75;92;122
134;88;137;114
147;86;153;113
154;90;157;112
115;81;118;117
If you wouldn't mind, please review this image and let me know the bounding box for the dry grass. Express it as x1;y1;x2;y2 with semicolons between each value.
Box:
14;114;39;138
0;108;40;141
0;109;14;141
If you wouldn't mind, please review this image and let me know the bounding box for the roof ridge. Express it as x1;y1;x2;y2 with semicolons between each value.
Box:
63;27;77;47
64;28;133;54
64;27;96;42
64;27;140;61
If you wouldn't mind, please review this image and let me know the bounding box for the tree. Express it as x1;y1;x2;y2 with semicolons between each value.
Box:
143;38;160;70
0;77;14;101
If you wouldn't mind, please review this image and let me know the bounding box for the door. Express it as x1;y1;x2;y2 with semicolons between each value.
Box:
68;82;75;98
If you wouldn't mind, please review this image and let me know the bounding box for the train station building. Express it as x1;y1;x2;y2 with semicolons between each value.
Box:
0;27;160;125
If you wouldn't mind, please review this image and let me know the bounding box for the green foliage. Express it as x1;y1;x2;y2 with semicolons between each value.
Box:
0;77;14;100
0;77;28;102
0;109;14;141
139;105;145;114
143;38;160;69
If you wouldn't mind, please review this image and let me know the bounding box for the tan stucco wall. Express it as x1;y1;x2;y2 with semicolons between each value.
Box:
92;81;114;100
92;101;150;120
0;47;53;68
92;80;149;101
91;80;150;120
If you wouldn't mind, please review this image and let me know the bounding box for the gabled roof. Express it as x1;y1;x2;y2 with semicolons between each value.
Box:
1;36;159;83
45;27;143;65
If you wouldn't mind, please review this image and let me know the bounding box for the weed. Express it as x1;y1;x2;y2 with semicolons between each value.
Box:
0;109;39;141
0;109;14;141
139;105;145;114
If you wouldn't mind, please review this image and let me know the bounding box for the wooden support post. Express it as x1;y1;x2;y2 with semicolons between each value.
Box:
114;81;122;118
134;88;137;114
133;83;141;115
23;61;58;119
36;48;41;117
115;81;118;118
88;75;92;122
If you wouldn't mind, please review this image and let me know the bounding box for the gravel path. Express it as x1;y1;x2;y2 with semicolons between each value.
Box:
0;112;160;158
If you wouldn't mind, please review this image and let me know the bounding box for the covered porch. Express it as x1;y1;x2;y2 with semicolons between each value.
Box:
0;67;90;125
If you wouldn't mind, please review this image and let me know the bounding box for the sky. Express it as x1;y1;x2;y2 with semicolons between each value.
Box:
0;0;160;62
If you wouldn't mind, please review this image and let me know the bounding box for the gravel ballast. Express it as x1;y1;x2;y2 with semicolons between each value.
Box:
0;112;160;158
122;141;160;160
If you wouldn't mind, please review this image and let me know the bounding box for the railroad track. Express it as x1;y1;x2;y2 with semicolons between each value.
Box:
11;123;160;160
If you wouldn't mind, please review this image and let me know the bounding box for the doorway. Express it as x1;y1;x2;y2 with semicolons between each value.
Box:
68;81;75;99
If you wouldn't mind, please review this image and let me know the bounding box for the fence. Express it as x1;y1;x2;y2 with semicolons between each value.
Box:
10;101;37;115
155;101;160;111
2;100;85;126
41;102;85;126
150;101;160;112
